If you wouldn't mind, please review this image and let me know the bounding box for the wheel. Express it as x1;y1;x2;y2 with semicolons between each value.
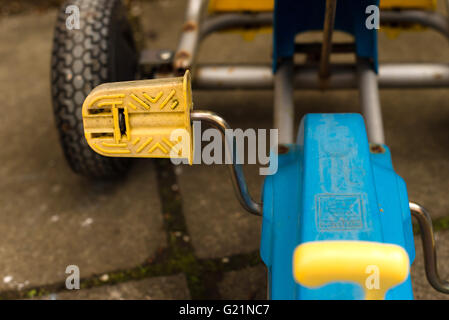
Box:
51;0;138;178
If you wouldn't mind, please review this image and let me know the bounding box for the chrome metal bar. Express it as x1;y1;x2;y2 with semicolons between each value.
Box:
320;0;338;78
357;58;385;144
171;9;448;73
410;202;449;294
195;10;449;46
192;63;449;89
190;110;262;216
173;0;206;72
200;12;273;39
274;60;295;144
381;10;449;40
379;63;449;88
194;65;273;89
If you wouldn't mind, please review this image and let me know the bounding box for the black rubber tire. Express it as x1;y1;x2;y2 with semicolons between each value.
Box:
51;0;137;178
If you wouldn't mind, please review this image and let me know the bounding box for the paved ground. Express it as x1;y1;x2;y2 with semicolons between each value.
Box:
0;0;448;299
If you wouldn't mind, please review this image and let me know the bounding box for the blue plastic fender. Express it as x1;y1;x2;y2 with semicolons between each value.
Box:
260;113;415;300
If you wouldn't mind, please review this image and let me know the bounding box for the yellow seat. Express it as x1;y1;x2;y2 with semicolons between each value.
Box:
293;241;410;300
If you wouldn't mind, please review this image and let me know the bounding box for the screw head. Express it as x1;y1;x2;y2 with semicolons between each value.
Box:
369;144;385;154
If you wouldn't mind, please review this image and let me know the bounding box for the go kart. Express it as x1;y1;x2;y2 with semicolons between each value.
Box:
51;0;449;299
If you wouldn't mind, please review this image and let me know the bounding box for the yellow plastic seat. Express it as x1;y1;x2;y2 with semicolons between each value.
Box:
293;241;410;300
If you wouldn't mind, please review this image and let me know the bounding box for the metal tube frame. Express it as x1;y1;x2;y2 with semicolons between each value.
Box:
381;10;449;40
357;58;385;144
172;4;449;197
174;7;449;79
171;4;449;294
274;59;295;144
193;63;449;89
200;12;273;40
173;0;206;72
197;10;449;45
190;110;262;216
410;202;449;294
173;5;449;145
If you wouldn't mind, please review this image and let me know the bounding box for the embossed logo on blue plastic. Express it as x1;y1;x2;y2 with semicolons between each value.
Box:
317;194;364;230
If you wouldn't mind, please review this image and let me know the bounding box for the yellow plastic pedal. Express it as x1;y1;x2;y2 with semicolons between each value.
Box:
293;241;410;300
82;71;193;164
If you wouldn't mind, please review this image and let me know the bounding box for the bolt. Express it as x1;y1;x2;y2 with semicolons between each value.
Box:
278;145;290;154
369;144;385;154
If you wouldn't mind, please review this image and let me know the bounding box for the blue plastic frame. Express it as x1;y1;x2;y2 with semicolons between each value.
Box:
260;114;415;300
273;0;379;72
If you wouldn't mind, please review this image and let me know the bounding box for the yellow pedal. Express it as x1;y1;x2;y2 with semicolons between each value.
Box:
82;71;194;164
293;241;410;300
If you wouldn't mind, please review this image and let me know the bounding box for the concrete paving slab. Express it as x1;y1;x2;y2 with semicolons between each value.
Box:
219;266;267;300
412;231;449;300
44;274;190;300
0;11;166;290
177;163;263;259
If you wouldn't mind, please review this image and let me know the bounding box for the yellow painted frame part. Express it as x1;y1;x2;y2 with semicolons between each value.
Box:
208;0;436;12
380;0;436;10
82;71;194;164
293;241;410;300
208;0;274;12
208;0;437;39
